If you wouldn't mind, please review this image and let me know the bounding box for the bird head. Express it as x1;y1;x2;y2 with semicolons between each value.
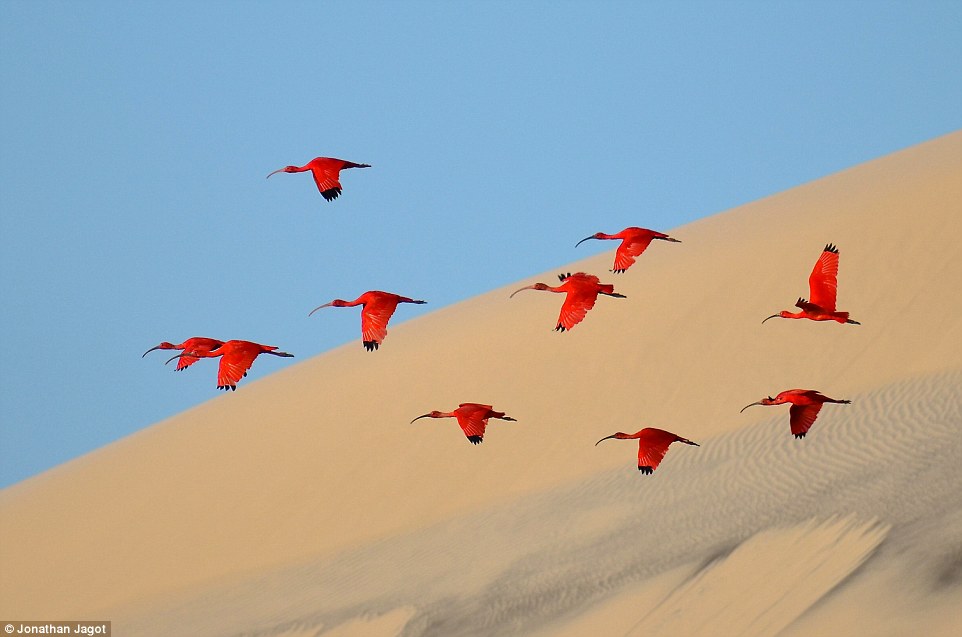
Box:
509;283;549;298
142;342;175;357
761;311;790;324
595;432;630;445
410;411;443;423
165;353;195;366
266;166;298;179
308;300;346;316
575;233;604;248
740;396;776;412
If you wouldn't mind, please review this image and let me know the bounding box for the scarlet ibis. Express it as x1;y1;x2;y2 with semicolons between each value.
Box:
266;157;371;201
576;227;681;273
595;427;699;474
309;291;426;351
410;403;517;445
142;337;225;371
763;244;860;325
740;389;851;438
510;272;625;331
166;340;293;391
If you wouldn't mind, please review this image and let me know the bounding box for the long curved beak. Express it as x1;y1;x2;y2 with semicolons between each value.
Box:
574;236;596;248
740;401;764;413
509;285;537;299
595;434;618;446
410;414;432;424
308;302;334;317
142;345;162;358
165;352;205;366
266;168;285;179
761;314;781;324
165;353;187;365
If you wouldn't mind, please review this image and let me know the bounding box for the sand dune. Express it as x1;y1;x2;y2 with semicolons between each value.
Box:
1;131;961;636
107;369;962;636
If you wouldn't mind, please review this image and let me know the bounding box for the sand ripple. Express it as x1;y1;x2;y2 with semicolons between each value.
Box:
119;369;962;636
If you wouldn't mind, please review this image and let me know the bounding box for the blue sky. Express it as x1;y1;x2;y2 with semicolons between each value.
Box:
1;1;959;488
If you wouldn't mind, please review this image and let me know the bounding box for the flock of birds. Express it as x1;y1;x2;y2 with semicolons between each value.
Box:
143;156;859;473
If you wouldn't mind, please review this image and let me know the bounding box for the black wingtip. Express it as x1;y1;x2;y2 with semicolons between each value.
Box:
468;435;483;445
638;466;654;474
322;188;342;201
363;340;379;351
824;243;838;254
794;432;807;439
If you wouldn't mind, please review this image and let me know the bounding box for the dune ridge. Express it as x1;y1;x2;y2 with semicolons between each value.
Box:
635;516;890;637
2;131;961;635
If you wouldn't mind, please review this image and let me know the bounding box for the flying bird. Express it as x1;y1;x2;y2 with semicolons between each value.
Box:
142;337;225;371
510;272;625;331
595;427;699;474
167;339;294;391
410;403;517;444
266;157;371;201
763;244;860;325
575;227;681;273
740;389;851;438
309;291;426;351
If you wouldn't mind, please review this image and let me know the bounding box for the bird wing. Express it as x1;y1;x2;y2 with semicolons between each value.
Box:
636;428;678;471
556;289;597;331
455;405;489;441
789;403;823;437
360;296;399;346
310;164;343;197
217;348;258;389
613;235;655;273
808;247;839;311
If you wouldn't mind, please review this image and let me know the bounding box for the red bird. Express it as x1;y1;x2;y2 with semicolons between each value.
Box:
510;272;625;331
142;337;225;371
167;339;294;391
309;291;426;351
763;244;860;325
266;157;371;201
595;427;699;474
410;403;517;445
576;227;681;273
741;389;851;438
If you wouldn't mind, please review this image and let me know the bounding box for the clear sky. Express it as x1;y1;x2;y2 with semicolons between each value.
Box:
0;1;959;488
